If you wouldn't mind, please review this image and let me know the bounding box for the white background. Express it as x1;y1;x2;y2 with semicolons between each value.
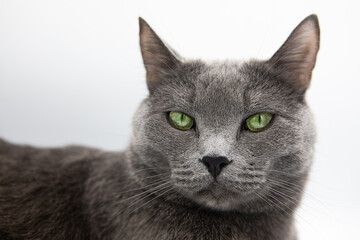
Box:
1;0;359;239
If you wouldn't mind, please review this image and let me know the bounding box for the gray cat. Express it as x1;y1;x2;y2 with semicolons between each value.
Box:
0;14;320;240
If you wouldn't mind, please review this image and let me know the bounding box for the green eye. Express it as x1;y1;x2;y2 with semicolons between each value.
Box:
246;113;273;132
168;111;194;130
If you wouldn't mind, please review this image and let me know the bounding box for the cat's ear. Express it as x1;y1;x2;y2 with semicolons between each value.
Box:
267;14;320;93
139;17;181;92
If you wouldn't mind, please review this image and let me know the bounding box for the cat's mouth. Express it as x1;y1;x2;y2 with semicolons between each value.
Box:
184;179;265;210
189;183;251;210
199;182;228;196
172;172;266;210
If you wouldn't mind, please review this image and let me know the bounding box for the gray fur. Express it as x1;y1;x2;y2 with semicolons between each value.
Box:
0;15;320;239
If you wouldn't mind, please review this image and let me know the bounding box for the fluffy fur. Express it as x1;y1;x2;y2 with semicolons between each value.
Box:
0;15;320;240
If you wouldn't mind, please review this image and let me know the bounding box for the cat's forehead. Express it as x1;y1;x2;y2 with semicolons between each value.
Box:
150;59;296;119
192;61;247;117
195;61;246;90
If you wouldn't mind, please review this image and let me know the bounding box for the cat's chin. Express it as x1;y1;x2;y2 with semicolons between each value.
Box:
180;182;260;211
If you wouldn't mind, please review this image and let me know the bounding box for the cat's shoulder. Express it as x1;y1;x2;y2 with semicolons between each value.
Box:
0;138;98;161
0;138;128;184
0;138;126;239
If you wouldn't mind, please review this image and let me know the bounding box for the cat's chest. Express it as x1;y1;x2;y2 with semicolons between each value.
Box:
115;205;282;240
122;214;248;240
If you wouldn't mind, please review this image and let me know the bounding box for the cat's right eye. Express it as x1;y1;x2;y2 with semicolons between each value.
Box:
245;113;273;132
168;111;194;131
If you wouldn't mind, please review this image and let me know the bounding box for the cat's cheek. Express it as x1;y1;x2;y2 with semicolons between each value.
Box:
142;117;197;155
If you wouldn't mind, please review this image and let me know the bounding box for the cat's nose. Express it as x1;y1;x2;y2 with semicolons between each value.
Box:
200;156;231;180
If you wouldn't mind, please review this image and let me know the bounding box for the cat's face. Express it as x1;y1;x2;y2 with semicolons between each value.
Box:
131;16;319;211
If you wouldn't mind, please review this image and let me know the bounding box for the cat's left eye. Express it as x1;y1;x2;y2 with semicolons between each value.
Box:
168;111;194;131
245;113;273;132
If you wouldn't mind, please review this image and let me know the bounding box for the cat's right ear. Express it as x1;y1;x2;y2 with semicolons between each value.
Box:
267;14;320;94
139;18;181;93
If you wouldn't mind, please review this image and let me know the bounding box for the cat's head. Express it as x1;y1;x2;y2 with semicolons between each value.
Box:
130;15;319;211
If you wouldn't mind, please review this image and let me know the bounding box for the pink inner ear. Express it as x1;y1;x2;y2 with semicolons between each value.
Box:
295;22;319;86
299;30;319;86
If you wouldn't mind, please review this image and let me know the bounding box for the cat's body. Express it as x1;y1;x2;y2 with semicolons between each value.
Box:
0;139;297;240
0;15;320;240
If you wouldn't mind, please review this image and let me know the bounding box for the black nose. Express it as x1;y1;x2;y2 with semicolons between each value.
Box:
200;156;231;180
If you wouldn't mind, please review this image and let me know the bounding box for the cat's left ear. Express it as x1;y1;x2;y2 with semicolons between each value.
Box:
267;14;320;93
139;18;181;93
